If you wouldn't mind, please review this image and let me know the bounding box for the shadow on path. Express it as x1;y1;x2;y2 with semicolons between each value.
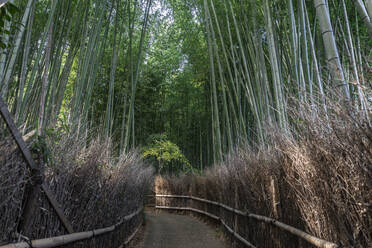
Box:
143;211;226;248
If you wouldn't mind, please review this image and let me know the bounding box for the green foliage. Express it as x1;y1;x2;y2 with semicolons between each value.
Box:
57;112;70;134
143;134;192;174
131;0;210;168
30;135;53;167
3;0;370;176
0;2;19;49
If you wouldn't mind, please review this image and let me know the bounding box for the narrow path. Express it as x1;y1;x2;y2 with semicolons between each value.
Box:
143;211;226;248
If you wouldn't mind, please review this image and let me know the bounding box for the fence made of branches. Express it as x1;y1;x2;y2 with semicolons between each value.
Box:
154;94;372;248
0;99;154;247
153;194;338;248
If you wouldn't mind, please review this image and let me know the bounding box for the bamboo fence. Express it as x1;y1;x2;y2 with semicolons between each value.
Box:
0;98;144;248
154;194;339;248
0;207;143;248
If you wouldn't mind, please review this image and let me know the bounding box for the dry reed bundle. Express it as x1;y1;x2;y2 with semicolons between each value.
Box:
155;101;371;248
0;124;154;247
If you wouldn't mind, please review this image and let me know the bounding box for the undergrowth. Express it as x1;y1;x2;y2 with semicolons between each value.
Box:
156;99;372;248
0;128;154;247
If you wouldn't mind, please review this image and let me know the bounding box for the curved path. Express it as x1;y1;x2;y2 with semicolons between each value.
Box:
143;211;226;248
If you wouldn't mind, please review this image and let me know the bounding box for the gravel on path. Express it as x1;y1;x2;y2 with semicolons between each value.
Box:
143;211;226;248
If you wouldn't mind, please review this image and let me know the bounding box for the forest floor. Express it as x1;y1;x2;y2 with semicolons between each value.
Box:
138;210;226;248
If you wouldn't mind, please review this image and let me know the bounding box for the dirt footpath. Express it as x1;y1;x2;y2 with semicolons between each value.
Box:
142;211;226;248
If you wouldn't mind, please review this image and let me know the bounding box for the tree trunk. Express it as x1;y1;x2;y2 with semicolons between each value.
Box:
16;0;35;121
105;0;120;139
38;3;54;135
0;0;10;8
204;0;222;161
354;0;372;37
1;0;34;99
313;0;350;99
263;0;287;131
207;0;233;152
366;0;372;19
123;0;152;152
0;0;13;85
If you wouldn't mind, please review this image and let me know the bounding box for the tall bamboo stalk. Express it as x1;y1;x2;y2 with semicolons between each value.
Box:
342;0;369;115
207;1;233;151
263;0;287;131
123;0;152;152
1;0;35;99
313;0;350;99
204;0;222;161
353;0;372;36
15;0;35;121
38;0;55;135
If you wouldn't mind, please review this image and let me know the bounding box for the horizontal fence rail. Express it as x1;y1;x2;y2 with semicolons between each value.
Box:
156;206;256;248
0;206;143;248
117;221;143;248
154;194;339;248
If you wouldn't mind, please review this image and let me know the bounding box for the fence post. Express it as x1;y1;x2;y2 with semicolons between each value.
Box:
0;97;74;234
270;176;281;247
270;176;281;219
0;97;43;235
234;185;239;247
18;178;42;235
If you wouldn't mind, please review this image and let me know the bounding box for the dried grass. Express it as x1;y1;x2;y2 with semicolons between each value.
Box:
0;126;154;247
156;101;372;248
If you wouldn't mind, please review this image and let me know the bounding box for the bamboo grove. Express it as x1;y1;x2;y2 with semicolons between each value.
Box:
202;0;371;162
0;0;154;153
0;0;371;170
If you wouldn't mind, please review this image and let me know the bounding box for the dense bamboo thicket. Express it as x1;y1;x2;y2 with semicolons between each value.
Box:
0;124;153;246
1;0;371;246
201;0;371;162
152;1;371;245
0;0;155;154
1;0;371;167
1;1;155;244
156;99;372;248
